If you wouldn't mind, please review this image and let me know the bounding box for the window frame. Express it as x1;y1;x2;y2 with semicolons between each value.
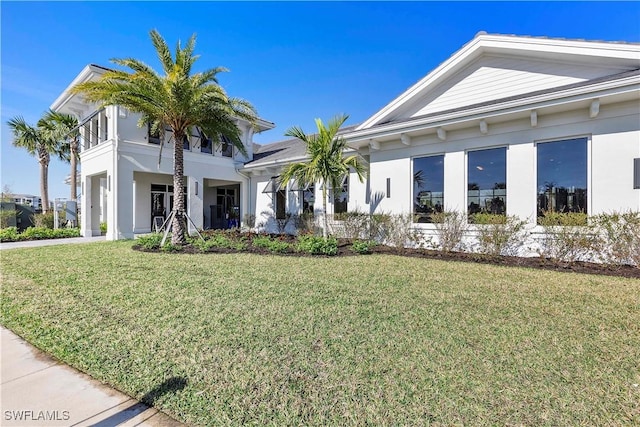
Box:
534;135;591;219
411;154;445;223
465;146;508;218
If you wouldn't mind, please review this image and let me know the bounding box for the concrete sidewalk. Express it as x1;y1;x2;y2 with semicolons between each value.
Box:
1;327;184;426
0;236;106;250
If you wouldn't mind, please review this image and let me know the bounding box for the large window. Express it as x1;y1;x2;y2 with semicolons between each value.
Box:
413;155;444;223
333;176;349;214
537;137;587;216
467;147;506;216
275;189;287;219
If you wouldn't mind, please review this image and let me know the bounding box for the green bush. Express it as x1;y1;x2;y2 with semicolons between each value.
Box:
195;232;247;251
351;239;375;255
161;243;182;252
469;213;507;225
32;212;55;229
252;235;293;253
100;222;107;234
538;211;588;226
0;227;19;242
11;227;81;241
297;234;338;256
136;233;163;250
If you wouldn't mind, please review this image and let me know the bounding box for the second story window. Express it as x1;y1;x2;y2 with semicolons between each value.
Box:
220;135;233;158
148;124;161;145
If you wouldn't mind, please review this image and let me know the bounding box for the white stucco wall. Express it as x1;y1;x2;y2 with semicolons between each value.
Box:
358;100;640;224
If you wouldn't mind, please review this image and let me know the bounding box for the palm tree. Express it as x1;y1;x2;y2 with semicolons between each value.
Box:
43;110;80;202
7;115;64;214
71;30;257;244
280;114;366;238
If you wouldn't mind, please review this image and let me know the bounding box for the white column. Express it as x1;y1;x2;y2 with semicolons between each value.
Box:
81;175;92;237
112;164;135;240
187;175;204;234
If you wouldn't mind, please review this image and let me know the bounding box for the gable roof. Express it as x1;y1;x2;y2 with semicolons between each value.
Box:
244;125;359;169
357;33;640;131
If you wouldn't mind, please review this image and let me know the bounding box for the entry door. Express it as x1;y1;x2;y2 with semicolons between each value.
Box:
151;191;166;228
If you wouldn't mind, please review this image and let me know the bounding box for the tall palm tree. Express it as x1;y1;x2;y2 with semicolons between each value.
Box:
280;114;366;238
43;110;80;202
71;30;257;244
7;115;64;214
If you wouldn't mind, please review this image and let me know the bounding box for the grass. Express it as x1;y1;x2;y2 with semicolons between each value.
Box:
1;240;639;426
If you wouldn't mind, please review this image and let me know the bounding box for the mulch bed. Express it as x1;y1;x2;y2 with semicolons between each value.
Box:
133;234;640;280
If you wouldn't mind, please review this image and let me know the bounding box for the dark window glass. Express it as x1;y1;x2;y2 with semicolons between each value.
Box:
537;138;587;216
183;135;190;151
201;137;212;154
303;184;315;215
413;155;444;223
275;189;287;219
148;124;161;145
333;176;348;214
467;147;507;215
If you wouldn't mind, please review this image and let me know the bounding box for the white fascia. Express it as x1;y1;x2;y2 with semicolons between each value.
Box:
346;74;640;147
49;64;106;113
358;34;640;130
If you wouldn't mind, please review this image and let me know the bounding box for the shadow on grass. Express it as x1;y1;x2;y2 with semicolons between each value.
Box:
90;377;187;427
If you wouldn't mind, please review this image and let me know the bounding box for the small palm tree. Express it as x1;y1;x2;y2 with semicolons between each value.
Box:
43;110;80;201
7;115;65;214
280;114;366;238
71;30;257;244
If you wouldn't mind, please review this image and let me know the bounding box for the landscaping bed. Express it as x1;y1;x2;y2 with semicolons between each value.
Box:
0;226;81;242
133;230;640;279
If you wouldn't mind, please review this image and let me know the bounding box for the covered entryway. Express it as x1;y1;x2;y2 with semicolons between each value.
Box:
203;179;241;229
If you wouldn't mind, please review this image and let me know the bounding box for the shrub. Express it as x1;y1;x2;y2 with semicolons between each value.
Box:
136;233;163;250
243;213;256;230
351;239;375;255
334;211;370;240
0;208;17;228
384;213;420;252
368;213;391;242
593;211;640;266
32;212;54;229
161;243;182;252
538;211;588;226
0;227;19;242
15;227;81;241
252;235;293;253
473;214;528;257
537;223;598;263
100;222;107;235
296;234;338;256
431;211;466;252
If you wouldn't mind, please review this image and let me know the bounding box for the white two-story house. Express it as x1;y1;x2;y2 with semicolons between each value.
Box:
51;64;274;240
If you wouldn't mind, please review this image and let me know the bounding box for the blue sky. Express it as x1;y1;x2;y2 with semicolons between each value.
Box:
2;1;639;200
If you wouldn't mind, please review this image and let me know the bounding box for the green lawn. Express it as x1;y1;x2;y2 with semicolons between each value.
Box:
1;241;638;426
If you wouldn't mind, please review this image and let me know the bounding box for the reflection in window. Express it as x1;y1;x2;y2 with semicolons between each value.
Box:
303;184;315;215
333;176;349;214
200;137;212;154
275;189;287;219
537;138;587;216
413;155;444;223
467;147;506;216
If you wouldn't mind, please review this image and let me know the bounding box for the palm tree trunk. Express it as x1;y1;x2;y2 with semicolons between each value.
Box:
38;147;50;214
322;182;328;239
172;131;186;245
70;138;78;201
